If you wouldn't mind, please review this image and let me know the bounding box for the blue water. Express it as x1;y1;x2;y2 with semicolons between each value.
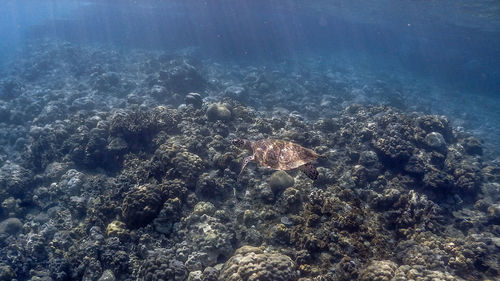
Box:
3;0;499;94
0;0;84;66
6;0;495;156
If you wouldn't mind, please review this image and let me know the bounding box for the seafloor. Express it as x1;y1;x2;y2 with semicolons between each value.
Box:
0;41;499;281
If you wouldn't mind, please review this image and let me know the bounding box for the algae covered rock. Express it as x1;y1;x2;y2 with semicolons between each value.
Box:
97;269;116;281
206;103;232;122
359;150;379;167
0;264;15;281
158;60;206;94
392;265;462;281
424;132;446;151
138;249;188;281
0;78;22;100
218;246;297;281
172;151;205;185
269;171;295;193
153;197;183;235
223;85;247;102
109;106;179;143
193;201;216;216
0;218;23;236
109;108;155;139
182;214;235;268
417;115;453;141
462;136;482;155
106;220;128;238
0;161;34;198
488;203;500;222
185;92;203;108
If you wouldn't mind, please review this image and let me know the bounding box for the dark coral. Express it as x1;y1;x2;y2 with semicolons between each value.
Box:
138;249;188;281
157;60;207;95
0;78;23;100
0;162;34;200
109;106;180;148
121;184;165;228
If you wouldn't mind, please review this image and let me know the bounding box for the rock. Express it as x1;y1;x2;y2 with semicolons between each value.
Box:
150;85;168;99
272;223;290;244
1;197;21;217
43;162;70;181
269;171;295;194
392;264;461;280
488;204;500;222
109;109;156;140
138;250;188;281
182;215;234;267
417;115;453;141
172;151;205;185
206;103;232;122
359;150;378;167
243;210;258;226
185;252;205;271
425;132;446;151
98;269;116;281
0;78;22;100
491;237;500;248
462;136;483;155
71;96;95;111
60;169;85;196
202;267;219;281
0;218;23;235
223;85;246;101
106;220;128;238
193;201;216;216
188;270;203;281
404;152;427;176
0;264;15;281
0;161;34;197
158;61;206;94
185;92;203;108
0;103;10;122
153;197;183;235
92;72;121;93
107;137;128;152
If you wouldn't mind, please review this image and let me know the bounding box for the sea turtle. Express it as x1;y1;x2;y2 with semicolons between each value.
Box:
232;138;326;180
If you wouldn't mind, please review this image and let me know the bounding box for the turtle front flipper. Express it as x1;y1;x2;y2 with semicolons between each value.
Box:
299;163;319;180
238;155;254;177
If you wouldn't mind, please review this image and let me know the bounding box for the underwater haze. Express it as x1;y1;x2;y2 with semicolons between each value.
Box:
1;1;500;281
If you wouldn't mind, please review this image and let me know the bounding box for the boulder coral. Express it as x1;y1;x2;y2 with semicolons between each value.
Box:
218;246;297;281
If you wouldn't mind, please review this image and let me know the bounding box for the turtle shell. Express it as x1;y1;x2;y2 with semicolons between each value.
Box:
251;139;322;170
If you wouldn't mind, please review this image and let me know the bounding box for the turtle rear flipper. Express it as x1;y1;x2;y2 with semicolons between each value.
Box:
299;163;319;180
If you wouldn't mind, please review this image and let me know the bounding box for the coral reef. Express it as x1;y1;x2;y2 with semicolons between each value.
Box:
0;41;497;281
138;248;188;281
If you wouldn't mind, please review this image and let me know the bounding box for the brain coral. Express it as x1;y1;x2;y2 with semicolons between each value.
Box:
218;246;297;281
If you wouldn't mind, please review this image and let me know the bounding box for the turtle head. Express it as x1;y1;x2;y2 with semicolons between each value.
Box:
232;138;252;150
